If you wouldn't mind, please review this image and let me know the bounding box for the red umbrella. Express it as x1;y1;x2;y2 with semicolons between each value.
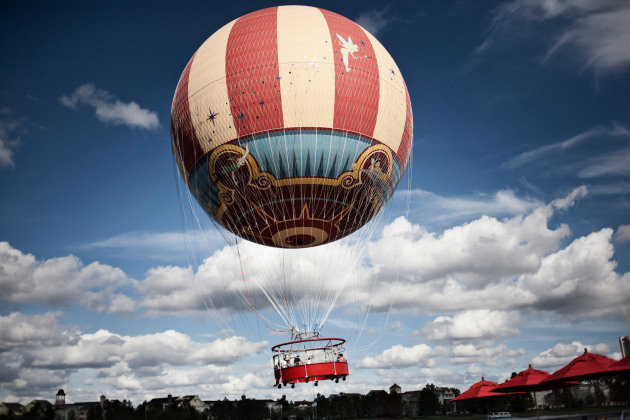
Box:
491;365;579;393
539;348;618;386
451;377;523;418
451;378;522;402
491;365;578;420
608;354;630;374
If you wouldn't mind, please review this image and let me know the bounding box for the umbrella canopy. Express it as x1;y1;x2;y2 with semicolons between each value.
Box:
451;378;500;402
451;378;523;402
491;365;579;393
608;354;630;374
539;349;618;386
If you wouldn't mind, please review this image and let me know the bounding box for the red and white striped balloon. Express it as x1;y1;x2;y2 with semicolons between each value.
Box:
171;5;413;248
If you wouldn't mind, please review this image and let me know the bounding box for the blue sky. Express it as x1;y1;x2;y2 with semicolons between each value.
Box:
1;0;630;405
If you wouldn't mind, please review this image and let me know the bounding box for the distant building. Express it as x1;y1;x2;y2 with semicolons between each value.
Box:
147;393;175;412
401;391;421;417
620;335;630;358
180;395;206;412
390;384;402;394
53;390;115;420
56;388;66;406
435;387;456;405
25;399;52;413
367;389;387;397
147;394;207;414
293;400;313;411
0;402;25;417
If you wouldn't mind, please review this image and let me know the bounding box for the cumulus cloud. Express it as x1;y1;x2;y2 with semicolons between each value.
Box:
369;203;570;287
27;329;266;369
0;242;132;311
478;0;630;71
0;312;269;400
421;310;521;342
448;343;526;366
531;341;611;371
363;187;630;322
0;312;72;351
518;228;630;320
357;343;434;369
355;6;396;37
137;265;205;316
60;83;159;130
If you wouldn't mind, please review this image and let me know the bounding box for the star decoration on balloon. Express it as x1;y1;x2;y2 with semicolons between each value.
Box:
207;110;219;125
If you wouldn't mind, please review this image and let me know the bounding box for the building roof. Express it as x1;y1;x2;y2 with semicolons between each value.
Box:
367;390;388;396
147;396;178;405
30;400;51;404
2;402;25;409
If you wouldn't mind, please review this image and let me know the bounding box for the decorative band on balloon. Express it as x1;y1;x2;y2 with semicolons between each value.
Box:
184;131;403;248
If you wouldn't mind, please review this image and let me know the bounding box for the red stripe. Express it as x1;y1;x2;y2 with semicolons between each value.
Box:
171;52;203;177
320;9;379;137
397;82;413;169
226;7;283;137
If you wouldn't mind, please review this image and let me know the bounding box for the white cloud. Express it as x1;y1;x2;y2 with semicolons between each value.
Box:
615;225;630;242
0;312;72;351
545;2;630;70
551;185;588;210
421;310;521;342
502;124;630;170
0;242;131;311
19;324;266;370
390;321;403;332
355;6;396;37
479;0;630;71
518;228;630;320
0;312;270;400
357;343;434;369
80;229;225;254
589;182;630;196
401;188;543;224
5;185;628;328
362;187;630;322
60;83;159;130
369;203;569;287
449;343;526;366
577;147;630;178
531;341;611;371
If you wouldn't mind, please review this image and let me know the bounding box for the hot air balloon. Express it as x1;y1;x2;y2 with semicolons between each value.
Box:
171;5;413;387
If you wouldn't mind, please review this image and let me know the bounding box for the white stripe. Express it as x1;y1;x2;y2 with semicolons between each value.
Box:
277;6;335;128
187;19;238;152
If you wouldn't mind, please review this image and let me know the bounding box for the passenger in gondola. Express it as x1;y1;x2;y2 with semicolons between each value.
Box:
337;353;345;363
294;355;301;365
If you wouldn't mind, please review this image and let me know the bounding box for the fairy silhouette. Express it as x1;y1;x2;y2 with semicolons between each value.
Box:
336;34;360;72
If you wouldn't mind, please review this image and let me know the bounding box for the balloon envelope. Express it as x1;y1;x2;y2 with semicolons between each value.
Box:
171;5;413;249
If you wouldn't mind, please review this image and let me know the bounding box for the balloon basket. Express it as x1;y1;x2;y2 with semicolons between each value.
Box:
272;336;348;388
